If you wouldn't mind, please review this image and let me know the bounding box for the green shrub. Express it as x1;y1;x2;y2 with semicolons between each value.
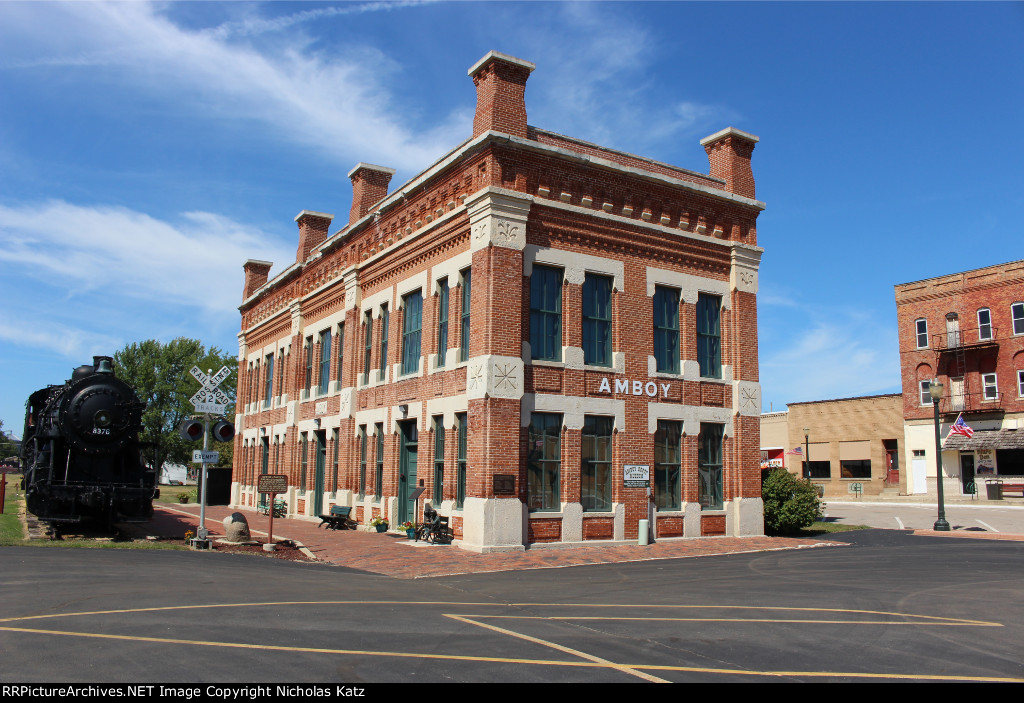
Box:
762;468;824;535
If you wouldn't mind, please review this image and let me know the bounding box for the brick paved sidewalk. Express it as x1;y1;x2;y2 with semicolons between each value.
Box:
146;503;842;579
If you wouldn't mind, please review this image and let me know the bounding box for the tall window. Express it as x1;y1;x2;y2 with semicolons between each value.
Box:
915;319;929;348
1013;303;1024;335
653;286;680;373
530;265;563;361
527;413;561;511
319;329;331;395
299;432;308;494
264;353;274;407
697;293;721;379
379;304;389;374
304;336;314;390
456;413;467;508
654;420;682;511
581;415;612;511
1017;369;1024;398
363;311;373;381
402;291;423;374
919;380;933;406
582;274;612;367
437;280;449;368
342;325;350;390
277;350;284;399
374;423;384;500
982;373;998;400
358;427;367;497
433;416;445;504
460;270;471;362
977;308;992;341
698;423;723;510
331;429;339;493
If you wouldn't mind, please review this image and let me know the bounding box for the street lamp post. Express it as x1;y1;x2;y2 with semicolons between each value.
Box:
929;379;951;531
803;428;810;481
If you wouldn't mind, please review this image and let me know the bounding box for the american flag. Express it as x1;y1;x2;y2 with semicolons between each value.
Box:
785;446;803;455
949;414;975;438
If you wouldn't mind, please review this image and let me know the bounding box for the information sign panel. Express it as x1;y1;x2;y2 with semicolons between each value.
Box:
624;464;650;488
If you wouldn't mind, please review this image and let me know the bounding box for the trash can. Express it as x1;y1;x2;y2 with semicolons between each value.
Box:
986;480;1003;500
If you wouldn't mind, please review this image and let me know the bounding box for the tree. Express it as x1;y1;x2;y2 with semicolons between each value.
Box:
114;339;237;476
0;420;19;461
762;468;824;535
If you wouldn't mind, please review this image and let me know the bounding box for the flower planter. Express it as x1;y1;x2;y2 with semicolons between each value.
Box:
375;524;388;533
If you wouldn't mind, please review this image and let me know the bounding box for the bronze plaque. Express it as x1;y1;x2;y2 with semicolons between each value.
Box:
257;474;288;494
492;474;516;495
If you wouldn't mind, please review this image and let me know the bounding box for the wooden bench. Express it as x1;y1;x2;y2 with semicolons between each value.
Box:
1000;483;1024;497
318;505;356;530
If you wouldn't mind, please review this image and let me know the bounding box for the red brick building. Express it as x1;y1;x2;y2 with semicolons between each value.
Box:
895;260;1024;496
233;51;766;551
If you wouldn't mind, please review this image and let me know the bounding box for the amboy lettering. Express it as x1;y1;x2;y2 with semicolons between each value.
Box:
597;377;671;398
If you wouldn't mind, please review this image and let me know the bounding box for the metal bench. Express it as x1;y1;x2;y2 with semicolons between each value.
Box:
258;498;286;517
318;505;356;530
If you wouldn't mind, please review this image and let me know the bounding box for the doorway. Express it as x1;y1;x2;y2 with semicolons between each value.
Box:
960;453;975;495
398;421;418;524
313;430;326;516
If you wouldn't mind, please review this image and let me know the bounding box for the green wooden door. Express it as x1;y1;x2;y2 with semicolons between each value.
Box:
398;421;418;524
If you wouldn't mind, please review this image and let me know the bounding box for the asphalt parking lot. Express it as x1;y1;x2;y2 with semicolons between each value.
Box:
2;530;1023;683
824;501;1024;533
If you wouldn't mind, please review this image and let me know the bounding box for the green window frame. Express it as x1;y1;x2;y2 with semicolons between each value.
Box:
264;353;274;407
530;265;562;361
358;426;367;498
299;432;308;495
437;280;449;368
698;423;723;510
433;417;444;504
336;323;344;388
304;336;314;390
363;311;372;381
318;329;331;395
654;286;680;374
374;423;384;501
697;293;721;379
654;420;682;511
379;304;389;374
581;415;612;511
582;274;612;367
459;270;471;362
527;413;561;511
401;291;423;375
456;413;467;508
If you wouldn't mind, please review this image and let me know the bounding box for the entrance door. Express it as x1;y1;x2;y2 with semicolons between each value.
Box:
259;437;269;508
398;421;418;524
946;313;961;348
313;430;326;516
960;453;975;495
911;455;928;494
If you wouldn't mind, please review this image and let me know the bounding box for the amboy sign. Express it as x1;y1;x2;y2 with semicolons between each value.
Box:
596;377;672;398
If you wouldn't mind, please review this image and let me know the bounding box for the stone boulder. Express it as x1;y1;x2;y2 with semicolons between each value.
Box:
220;512;258;545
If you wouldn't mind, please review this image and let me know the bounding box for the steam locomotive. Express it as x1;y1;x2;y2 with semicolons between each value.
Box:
21;356;156;532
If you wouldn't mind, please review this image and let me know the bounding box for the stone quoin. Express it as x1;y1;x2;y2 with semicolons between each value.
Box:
233;51;766;550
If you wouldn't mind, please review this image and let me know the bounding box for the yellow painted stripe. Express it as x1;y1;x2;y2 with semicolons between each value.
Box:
467;615;999;627
1;625;1020;683
444;614;669;683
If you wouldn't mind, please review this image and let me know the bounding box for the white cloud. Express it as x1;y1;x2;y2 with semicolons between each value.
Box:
0;1;467;172
0;200;293;313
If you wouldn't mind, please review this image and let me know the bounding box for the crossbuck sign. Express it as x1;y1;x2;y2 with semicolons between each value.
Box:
190;365;232;415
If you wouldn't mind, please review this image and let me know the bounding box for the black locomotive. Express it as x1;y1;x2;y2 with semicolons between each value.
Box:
21;356;156;532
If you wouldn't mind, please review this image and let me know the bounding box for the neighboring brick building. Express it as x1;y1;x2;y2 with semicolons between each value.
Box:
233;51;766;551
895;261;1024;497
760;396;905;498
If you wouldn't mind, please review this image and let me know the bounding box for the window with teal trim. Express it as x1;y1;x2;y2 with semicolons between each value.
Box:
581;415;612;511
530;265;562;361
362;311;372;382
456;413;467;508
433;416;444;504
459;270;471;362
379;304;389;374
582;274;612;367
654;420;682;510
318;329;331;395
358;426;367;498
653;286;680;373
401;291;423;374
527;413;561;511
698;423;723;510
374;423;384;501
437;281;449;368
697;293;721;379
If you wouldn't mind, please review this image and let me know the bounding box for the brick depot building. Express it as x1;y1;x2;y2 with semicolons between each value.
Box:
232;52;766;551
895;260;1024;496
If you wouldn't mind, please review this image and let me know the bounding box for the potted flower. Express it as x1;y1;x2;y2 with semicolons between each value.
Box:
370;515;389;533
399;521;416;539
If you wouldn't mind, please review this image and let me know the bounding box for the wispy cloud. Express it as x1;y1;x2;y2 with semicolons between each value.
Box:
0;200;293;313
0;1;466;172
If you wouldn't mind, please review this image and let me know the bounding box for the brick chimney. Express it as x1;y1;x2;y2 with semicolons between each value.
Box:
700;127;759;199
469;51;535;139
347;163;396;224
242;259;273;299
294;210;334;263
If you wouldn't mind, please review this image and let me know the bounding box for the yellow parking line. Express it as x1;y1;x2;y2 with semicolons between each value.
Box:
471;615;998;627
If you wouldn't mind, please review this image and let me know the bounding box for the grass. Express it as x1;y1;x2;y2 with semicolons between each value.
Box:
797;520;872;536
155;483;196;504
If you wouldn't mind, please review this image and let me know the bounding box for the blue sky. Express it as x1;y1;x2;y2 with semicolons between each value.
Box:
1;1;1022;437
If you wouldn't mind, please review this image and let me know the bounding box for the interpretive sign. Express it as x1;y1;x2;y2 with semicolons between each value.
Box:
624;464;650;488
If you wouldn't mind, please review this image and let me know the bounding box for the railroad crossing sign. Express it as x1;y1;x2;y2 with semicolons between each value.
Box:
190;365;232;415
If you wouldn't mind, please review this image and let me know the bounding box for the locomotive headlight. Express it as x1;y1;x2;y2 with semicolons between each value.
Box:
94;409;113;428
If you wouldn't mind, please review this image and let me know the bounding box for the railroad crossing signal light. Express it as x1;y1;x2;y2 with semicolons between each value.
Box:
211;419;235;443
178;419;204;442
